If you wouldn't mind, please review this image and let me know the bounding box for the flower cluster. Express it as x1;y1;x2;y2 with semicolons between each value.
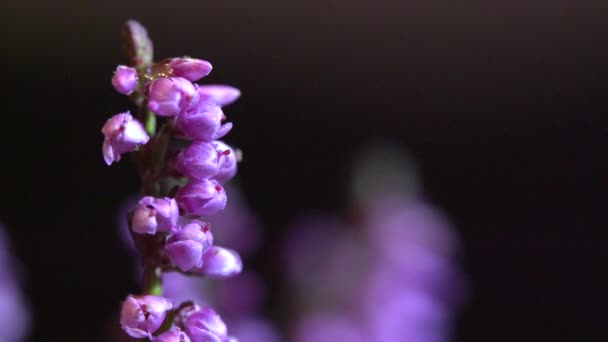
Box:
102;20;243;341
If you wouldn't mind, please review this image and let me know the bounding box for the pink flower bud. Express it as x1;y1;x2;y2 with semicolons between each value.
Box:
101;112;149;165
165;220;214;272
176;180;227;216
147;77;198;116
195;246;243;279
213;141;238;184
153;328;191;342
175;141;222;180
176;102;232;141
132;197;179;234
183;307;228;342
112;65;138;95
198;85;241;107
120;295;173;339
169;58;213;82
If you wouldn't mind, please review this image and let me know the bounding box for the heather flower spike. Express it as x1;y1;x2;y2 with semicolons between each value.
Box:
104;20;243;340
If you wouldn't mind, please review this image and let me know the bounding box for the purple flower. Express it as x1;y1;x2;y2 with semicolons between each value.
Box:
154;328;192;342
101;111;149;165
198;85;241;107
176;180;227;216
184;306;228;342
195;246;242;279
176;102;232;142
212;141;237;184
165;220;214;272
169;58;213;82
112;65;138;95
120;295;173;339
132;196;179;235
147;77;198;116
175;141;222;180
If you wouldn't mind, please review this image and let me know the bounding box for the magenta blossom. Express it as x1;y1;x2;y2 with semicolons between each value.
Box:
101;111;149;165
212;141;237;184
112;65;138;95
176;180;227;216
165;220;214;272
176;101;232;142
175;141;222;181
183;306;228;342
147;77;198;116
198;85;241;107
153;328;192;342
195;246;243;279
169;58;213;82
131;196;179;234
120;295;173;339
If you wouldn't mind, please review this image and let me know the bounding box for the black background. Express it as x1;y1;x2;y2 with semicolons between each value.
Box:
1;0;607;341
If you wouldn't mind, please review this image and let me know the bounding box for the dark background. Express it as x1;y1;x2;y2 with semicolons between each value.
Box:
1;0;607;341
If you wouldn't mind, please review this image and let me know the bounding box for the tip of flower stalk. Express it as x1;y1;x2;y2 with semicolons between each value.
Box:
122;20;154;67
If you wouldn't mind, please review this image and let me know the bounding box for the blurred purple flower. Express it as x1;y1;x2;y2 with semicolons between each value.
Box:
194;246;243;279
228;317;280;342
214;271;265;316
293;313;365;342
0;225;29;341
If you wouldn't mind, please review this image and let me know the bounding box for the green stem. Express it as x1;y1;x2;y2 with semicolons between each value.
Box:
143;264;163;296
144;110;156;137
